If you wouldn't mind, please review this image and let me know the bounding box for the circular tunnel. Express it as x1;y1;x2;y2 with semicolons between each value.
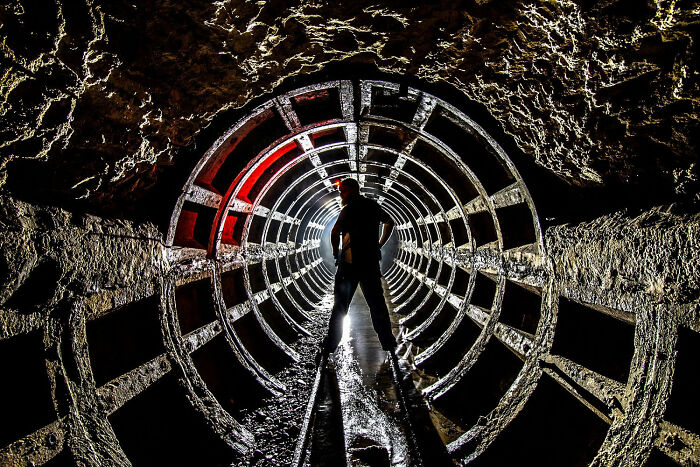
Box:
2;1;699;465
165;79;554;463
1;77;694;467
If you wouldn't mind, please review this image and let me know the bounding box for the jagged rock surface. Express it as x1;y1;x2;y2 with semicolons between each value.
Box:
1;0;698;209
0;195;166;326
546;204;700;312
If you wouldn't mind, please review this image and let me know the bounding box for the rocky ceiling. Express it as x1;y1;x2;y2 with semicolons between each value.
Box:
1;0;698;214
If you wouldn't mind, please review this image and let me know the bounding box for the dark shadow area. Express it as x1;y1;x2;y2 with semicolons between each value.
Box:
232;312;293;373
175;278;217;335
401;292;441;332
108;372;237;466
496;203;537;250
43;448;76;466
551;298;635;383
432;338;523;431
310;368;346;467
665;325;700;433
190;333;272;415
87;295;164;387
644;448;680;467
409;301;458;349
292;86;342;126
469;272;497;310
4;259;60;313
0;329;56;448
417;315;481;378
424;111;513;195
469;211;497;248
220;268;247;309
285;281;315;312
470;374;609;467
258;298;299;344
498;280;541;335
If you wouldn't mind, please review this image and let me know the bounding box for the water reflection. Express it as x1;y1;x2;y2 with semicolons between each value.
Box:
334;290;412;466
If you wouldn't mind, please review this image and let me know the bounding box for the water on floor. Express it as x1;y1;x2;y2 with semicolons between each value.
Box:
334;289;414;467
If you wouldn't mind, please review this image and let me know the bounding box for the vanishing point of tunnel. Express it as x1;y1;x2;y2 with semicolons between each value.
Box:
1;1;699;466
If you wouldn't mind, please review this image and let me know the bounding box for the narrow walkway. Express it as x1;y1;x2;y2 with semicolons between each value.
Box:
306;288;452;466
335;289;413;466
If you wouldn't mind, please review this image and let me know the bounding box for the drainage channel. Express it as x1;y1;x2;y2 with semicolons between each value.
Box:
294;289;451;466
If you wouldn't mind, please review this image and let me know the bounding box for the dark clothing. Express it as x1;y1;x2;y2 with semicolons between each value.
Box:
334;195;391;266
325;262;397;352
324;194;396;352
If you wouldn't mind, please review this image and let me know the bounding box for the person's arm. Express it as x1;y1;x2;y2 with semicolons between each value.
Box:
331;221;341;260
378;218;394;248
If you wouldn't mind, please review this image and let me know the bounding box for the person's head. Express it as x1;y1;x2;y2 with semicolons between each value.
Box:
338;178;360;204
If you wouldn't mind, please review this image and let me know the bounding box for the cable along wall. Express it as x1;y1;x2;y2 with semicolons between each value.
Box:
163;79;639;464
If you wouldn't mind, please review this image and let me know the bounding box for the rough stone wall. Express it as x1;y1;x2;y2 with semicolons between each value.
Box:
546;204;699;318
0;195;166;327
545;205;700;465
0;196;167;465
1;0;698;208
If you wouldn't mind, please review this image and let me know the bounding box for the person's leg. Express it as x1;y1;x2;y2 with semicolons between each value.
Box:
359;264;397;351
324;263;358;353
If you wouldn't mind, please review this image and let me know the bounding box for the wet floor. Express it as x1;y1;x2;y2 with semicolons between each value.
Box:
306;286;453;466
334;289;413;466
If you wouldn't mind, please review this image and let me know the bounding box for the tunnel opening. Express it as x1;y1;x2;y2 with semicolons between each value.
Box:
161;78;559;464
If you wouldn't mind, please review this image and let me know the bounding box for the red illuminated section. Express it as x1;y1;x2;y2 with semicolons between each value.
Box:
310;127;341;143
221;214;239;245
174;211;205;249
236;141;298;204
194;130;248;195
192;107;279;195
294;89;330;103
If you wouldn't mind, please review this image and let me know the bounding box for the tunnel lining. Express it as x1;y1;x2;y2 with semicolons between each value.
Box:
7;78;671;465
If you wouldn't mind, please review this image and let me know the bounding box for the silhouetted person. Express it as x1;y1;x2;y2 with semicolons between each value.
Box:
322;178;397;355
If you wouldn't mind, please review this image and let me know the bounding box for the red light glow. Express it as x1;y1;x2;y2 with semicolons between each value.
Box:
236;141;298;203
